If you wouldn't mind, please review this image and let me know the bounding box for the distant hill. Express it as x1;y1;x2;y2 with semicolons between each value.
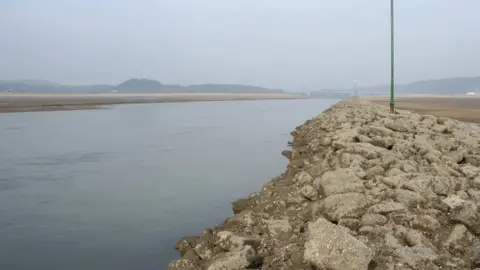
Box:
399;76;480;94
3;79;58;86
0;78;284;94
310;76;480;98
115;79;163;92
113;79;284;93
0;79;59;92
185;84;284;93
4;76;479;95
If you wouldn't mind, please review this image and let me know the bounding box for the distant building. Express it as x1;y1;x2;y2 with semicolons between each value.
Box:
466;92;476;96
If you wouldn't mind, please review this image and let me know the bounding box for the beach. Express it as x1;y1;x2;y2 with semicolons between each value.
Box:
0;93;304;113
365;95;480;123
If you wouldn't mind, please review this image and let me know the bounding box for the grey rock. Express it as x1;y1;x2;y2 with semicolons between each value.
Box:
424;151;441;164
442;195;466;209
386;167;404;177
231;210;258;228
411;215;441;232
394;247;438;268
451;200;480;235
206;245;257;270
265;219;292;240
300;185;318;201
216;231;261;251
317;193;369;221
361;213;388;226
286;191;307;205
368;201;406;214
443;224;468;247
460;165;480;179
338;225;357;236
293;171;313;184
175;237;199;257
402;161;417;173
304;218;373;270
344;143;386;159
456;190;470;200
394;189;426;208
358;225;374;234
320;136;332;146
281;150;292;159
232;198;250;214
338;218;361;231
194;243;213;260
432;176;454;196
442;195;480;234
473;177;480;189
365;165;385;178
382;174;408;189
361;126;394;137
403;174;433;195
370;137;396;150
467;188;480;202
313;168;364;196
385;121;410;133
404;229;434;248
385;232;403;249
168;259;197;270
431;124;448;133
393;225;408;239
380;154;399;169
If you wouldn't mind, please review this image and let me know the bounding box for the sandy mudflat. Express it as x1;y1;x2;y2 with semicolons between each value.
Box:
0;93;304;113
365;95;480;123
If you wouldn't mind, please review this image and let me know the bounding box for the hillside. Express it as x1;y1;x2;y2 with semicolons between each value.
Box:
0;79;284;94
311;76;480;98
185;84;284;93
113;80;283;93
401;76;480;94
0;79;59;92
115;79;163;92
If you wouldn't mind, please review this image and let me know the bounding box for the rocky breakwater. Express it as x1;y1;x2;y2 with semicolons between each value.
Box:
168;100;480;270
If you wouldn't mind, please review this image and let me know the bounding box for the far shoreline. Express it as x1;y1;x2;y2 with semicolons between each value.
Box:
0;93;307;113
363;94;480;123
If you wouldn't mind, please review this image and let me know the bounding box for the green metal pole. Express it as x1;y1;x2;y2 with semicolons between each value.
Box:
390;0;395;113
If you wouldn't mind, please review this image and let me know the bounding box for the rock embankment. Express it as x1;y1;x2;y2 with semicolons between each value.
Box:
169;100;480;270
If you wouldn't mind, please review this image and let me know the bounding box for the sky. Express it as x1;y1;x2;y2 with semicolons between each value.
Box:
1;0;479;91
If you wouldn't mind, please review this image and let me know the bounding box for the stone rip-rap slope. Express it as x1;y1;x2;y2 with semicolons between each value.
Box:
168;100;480;270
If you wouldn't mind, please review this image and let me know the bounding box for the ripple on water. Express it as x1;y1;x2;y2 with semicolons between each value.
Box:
0;177;21;191
4;126;27;131
171;125;223;136
21;152;108;167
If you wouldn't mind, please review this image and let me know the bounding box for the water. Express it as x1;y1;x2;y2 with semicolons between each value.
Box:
0;99;338;270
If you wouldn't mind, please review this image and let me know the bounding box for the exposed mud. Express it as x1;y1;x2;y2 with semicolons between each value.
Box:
169;100;480;270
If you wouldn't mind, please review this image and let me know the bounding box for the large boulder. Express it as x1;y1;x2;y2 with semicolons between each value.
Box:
443;196;480;235
314;193;369;222
313;168;364;196
304;218;374;270
206;245;257;270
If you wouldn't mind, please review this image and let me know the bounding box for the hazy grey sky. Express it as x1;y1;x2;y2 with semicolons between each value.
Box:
1;0;479;90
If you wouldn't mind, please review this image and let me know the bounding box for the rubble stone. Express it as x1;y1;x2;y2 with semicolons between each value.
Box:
169;100;480;269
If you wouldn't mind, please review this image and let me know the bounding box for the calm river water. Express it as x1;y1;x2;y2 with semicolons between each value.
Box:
0;98;338;270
